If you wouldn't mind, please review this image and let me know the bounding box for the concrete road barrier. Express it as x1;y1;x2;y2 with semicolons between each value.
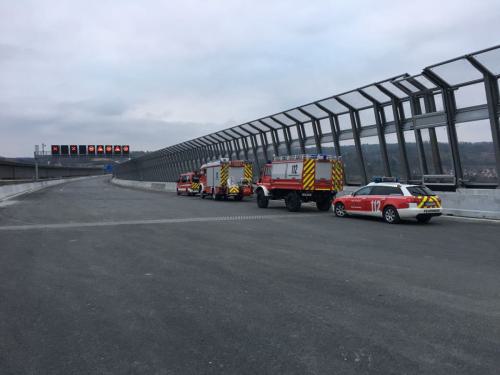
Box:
437;189;500;220
111;178;177;192
0;176;105;201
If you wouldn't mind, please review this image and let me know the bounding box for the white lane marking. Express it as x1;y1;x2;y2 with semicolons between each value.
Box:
440;215;500;224
0;214;314;231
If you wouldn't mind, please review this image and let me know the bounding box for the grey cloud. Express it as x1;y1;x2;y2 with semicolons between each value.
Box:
0;43;38;61
0;0;499;157
56;99;130;117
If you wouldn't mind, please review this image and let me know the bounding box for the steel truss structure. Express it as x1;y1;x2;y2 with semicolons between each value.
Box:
115;45;500;187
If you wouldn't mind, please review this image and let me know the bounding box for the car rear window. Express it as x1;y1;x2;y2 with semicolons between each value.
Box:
371;186;403;195
407;185;435;196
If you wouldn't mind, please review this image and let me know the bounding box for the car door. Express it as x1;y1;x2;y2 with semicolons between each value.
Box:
347;186;372;213
368;186;386;217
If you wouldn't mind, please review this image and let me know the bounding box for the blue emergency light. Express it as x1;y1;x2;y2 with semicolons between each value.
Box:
308;154;328;160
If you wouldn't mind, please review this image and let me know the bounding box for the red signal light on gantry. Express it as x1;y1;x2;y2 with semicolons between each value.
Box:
114;145;122;153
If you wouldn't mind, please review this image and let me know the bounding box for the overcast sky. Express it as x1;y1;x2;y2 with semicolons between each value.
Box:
1;0;499;157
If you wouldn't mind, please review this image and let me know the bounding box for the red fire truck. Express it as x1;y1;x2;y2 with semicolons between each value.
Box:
176;172;201;196
199;159;254;200
255;154;344;212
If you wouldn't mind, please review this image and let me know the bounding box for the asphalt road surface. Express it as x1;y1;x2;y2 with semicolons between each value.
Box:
1;176;499;375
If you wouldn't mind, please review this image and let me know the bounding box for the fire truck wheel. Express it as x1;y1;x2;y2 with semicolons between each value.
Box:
316;198;332;211
383;206;401;224
234;194;243;201
176;189;181;196
256;190;269;208
212;191;221;201
285;192;301;212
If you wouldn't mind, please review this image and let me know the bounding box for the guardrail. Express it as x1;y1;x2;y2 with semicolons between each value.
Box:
114;45;500;188
421;174;457;191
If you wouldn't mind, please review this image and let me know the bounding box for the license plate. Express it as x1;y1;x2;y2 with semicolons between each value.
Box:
423;209;440;213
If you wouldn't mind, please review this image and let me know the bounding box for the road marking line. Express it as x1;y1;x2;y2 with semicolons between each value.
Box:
0;214;315;231
441;215;500;224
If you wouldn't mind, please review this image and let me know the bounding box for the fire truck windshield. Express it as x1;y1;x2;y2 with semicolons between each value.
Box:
230;167;244;182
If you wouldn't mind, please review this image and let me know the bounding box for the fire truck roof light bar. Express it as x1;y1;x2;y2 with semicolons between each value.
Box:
273;154;340;161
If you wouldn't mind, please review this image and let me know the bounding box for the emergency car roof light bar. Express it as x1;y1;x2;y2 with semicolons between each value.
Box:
372;176;400;183
273;154;339;161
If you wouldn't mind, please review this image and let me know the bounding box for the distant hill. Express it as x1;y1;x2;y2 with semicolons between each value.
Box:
318;141;497;183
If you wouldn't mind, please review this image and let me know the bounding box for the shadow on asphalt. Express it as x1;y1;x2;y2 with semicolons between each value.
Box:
334;214;445;226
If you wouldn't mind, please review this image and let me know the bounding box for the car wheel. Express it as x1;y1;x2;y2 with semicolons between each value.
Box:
334;202;346;217
383;206;400;224
285;191;301;212
417;215;432;224
256;190;269;208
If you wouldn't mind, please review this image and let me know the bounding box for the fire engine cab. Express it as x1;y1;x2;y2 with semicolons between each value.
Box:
255;154;344;212
333;177;442;223
199;159;253;200
176;172;201;196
